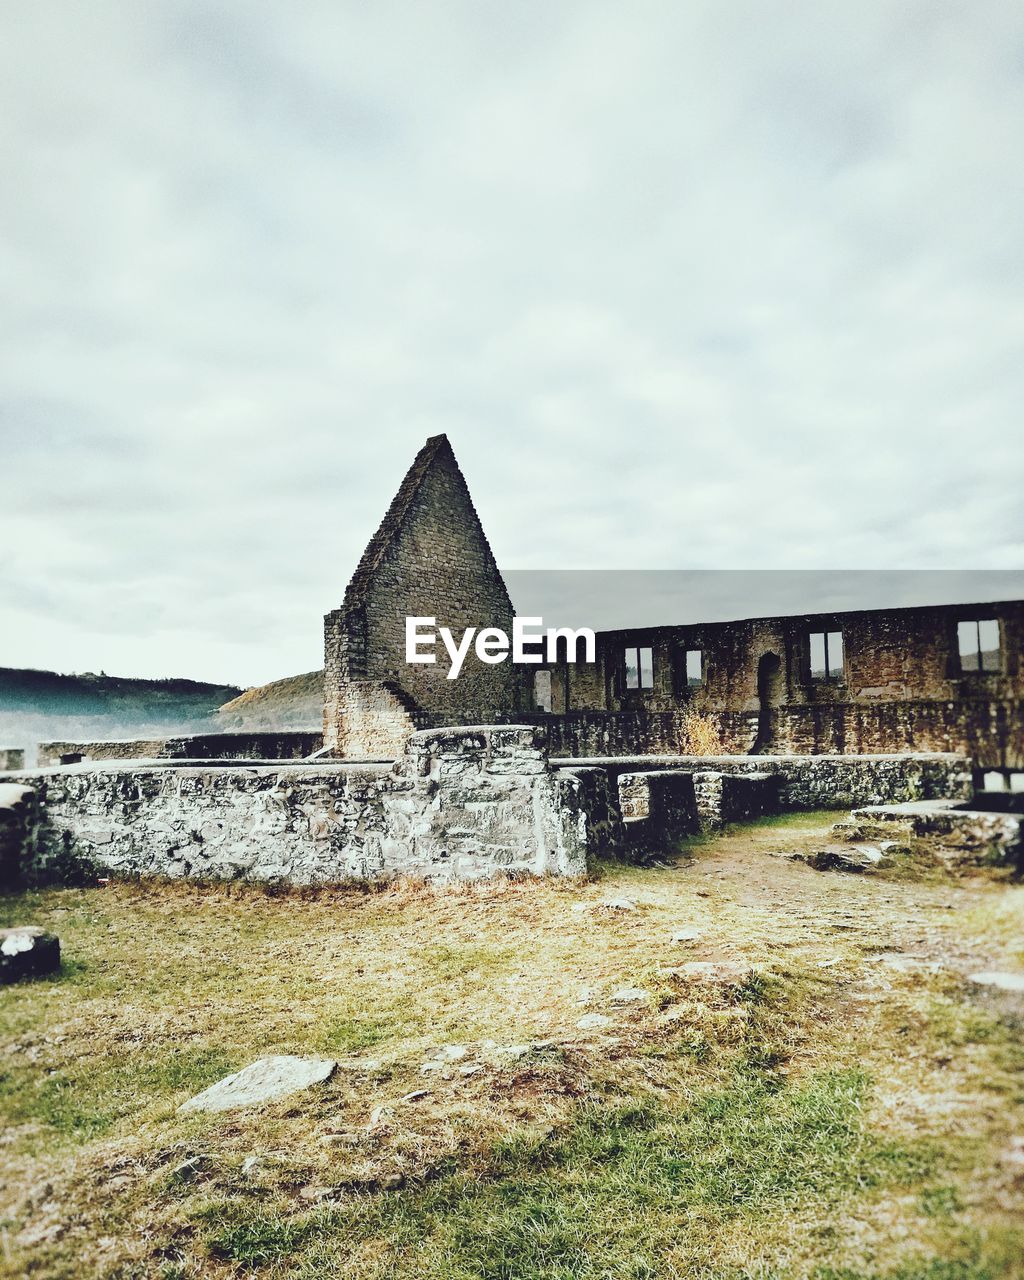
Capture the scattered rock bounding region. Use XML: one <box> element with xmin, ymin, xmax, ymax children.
<box><xmin>299</xmin><ymin>1185</ymin><xmax>333</xmax><ymax>1202</ymax></box>
<box><xmin>400</xmin><ymin>1089</ymin><xmax>432</xmax><ymax>1104</ymax></box>
<box><xmin>671</xmin><ymin>928</ymin><xmax>701</xmax><ymax>943</ymax></box>
<box><xmin>495</xmin><ymin>1043</ymin><xmax>531</xmax><ymax>1060</ymax></box>
<box><xmin>421</xmin><ymin>1044</ymin><xmax>468</xmax><ymax>1072</ymax></box>
<box><xmin>576</xmin><ymin>1013</ymin><xmax>613</xmax><ymax>1030</ymax></box>
<box><xmin>177</xmin><ymin>1056</ymin><xmax>336</xmax><ymax>1115</ymax></box>
<box><xmin>321</xmin><ymin>1132</ymin><xmax>362</xmax><ymax>1147</ymax></box>
<box><xmin>367</xmin><ymin>1104</ymin><xmax>394</xmax><ymax>1130</ymax></box>
<box><xmin>676</xmin><ymin>960</ymin><xmax>750</xmax><ymax>983</ymax></box>
<box><xmin>240</xmin><ymin>1156</ymin><xmax>262</xmax><ymax>1176</ymax></box>
<box><xmin>381</xmin><ymin>1173</ymin><xmax>405</xmax><ymax>1191</ymax></box>
<box><xmin>808</xmin><ymin>844</ymin><xmax>884</xmax><ymax>873</ymax></box>
<box><xmin>458</xmin><ymin>1064</ymin><xmax>483</xmax><ymax>1076</ymax></box>
<box><xmin>169</xmin><ymin>1156</ymin><xmax>207</xmax><ymax>1183</ymax></box>
<box><xmin>601</xmin><ymin>897</ymin><xmax>637</xmax><ymax>912</ymax></box>
<box><xmin>609</xmin><ymin>987</ymin><xmax>649</xmax><ymax>1004</ymax></box>
<box><xmin>968</xmin><ymin>971</ymin><xmax>1024</xmax><ymax>993</ymax></box>
<box><xmin>0</xmin><ymin>927</ymin><xmax>60</xmax><ymax>984</ymax></box>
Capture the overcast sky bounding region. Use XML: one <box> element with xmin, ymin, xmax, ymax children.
<box><xmin>1</xmin><ymin>2</ymin><xmax>1022</xmax><ymax>687</ymax></box>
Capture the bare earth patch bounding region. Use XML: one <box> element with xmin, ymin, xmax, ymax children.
<box><xmin>1</xmin><ymin>811</ymin><xmax>1022</xmax><ymax>1279</ymax></box>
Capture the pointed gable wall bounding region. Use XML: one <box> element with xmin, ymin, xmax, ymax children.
<box><xmin>323</xmin><ymin>435</ymin><xmax>523</xmax><ymax>755</ymax></box>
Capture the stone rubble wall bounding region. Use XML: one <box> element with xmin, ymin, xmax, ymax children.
<box><xmin>4</xmin><ymin>726</ymin><xmax>588</xmax><ymax>886</ymax></box>
<box><xmin>511</xmin><ymin>698</ymin><xmax>1024</xmax><ymax>771</ymax></box>
<box><xmin>0</xmin><ymin>736</ymin><xmax>973</xmax><ymax>887</ymax></box>
<box><xmin>692</xmin><ymin>771</ymin><xmax>778</xmax><ymax>832</ymax></box>
<box><xmin>552</xmin><ymin>752</ymin><xmax>971</xmax><ymax>811</ymax></box>
<box><xmin>619</xmin><ymin>770</ymin><xmax>698</xmax><ymax>856</ymax></box>
<box><xmin>851</xmin><ymin>800</ymin><xmax>1024</xmax><ymax>867</ymax></box>
<box><xmin>34</xmin><ymin>732</ymin><xmax>323</xmax><ymax>768</ymax></box>
<box><xmin>0</xmin><ymin>783</ymin><xmax>38</xmax><ymax>891</ymax></box>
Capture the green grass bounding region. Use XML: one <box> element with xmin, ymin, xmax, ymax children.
<box><xmin>194</xmin><ymin>1067</ymin><xmax>937</xmax><ymax>1278</ymax></box>
<box><xmin>2</xmin><ymin>816</ymin><xmax>1023</xmax><ymax>1279</ymax></box>
<box><xmin>1</xmin><ymin>1046</ymin><xmax>239</xmax><ymax>1141</ymax></box>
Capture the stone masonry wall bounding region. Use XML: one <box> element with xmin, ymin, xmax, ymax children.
<box><xmin>324</xmin><ymin>436</ymin><xmax>523</xmax><ymax>756</ymax></box>
<box><xmin>34</xmin><ymin>732</ymin><xmax>323</xmax><ymax>768</ymax></box>
<box><xmin>541</xmin><ymin>599</ymin><xmax>1024</xmax><ymax>769</ymax></box>
<box><xmin>551</xmin><ymin>752</ymin><xmax>972</xmax><ymax>811</ymax></box>
<box><xmin>0</xmin><ymin>783</ymin><xmax>37</xmax><ymax>891</ymax></box>
<box><xmin>7</xmin><ymin>727</ymin><xmax>588</xmax><ymax>886</ymax></box>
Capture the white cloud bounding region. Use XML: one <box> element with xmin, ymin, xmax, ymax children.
<box><xmin>0</xmin><ymin>0</ymin><xmax>1022</xmax><ymax>684</ymax></box>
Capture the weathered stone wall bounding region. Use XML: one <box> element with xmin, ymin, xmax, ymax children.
<box><xmin>34</xmin><ymin>732</ymin><xmax>323</xmax><ymax>769</ymax></box>
<box><xmin>7</xmin><ymin>726</ymin><xmax>587</xmax><ymax>886</ymax></box>
<box><xmin>0</xmin><ymin>783</ymin><xmax>37</xmax><ymax>891</ymax></box>
<box><xmin>551</xmin><ymin>752</ymin><xmax>972</xmax><ymax>811</ymax></box>
<box><xmin>619</xmin><ymin>770</ymin><xmax>698</xmax><ymax>855</ymax></box>
<box><xmin>516</xmin><ymin>696</ymin><xmax>1023</xmax><ymax>771</ymax></box>
<box><xmin>324</xmin><ymin>435</ymin><xmax>523</xmax><ymax>756</ymax></box>
<box><xmin>510</xmin><ymin>710</ymin><xmax>759</xmax><ymax>757</ymax></box>
<box><xmin>0</xmin><ymin>749</ymin><xmax>25</xmax><ymax>771</ymax></box>
<box><xmin>692</xmin><ymin>771</ymin><xmax>778</xmax><ymax>832</ymax></box>
<box><xmin>539</xmin><ymin>600</ymin><xmax>1024</xmax><ymax>769</ymax></box>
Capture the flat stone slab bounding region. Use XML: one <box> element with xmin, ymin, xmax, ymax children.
<box><xmin>610</xmin><ymin>986</ymin><xmax>649</xmax><ymax>1004</ymax></box>
<box><xmin>178</xmin><ymin>1055</ymin><xmax>337</xmax><ymax>1114</ymax></box>
<box><xmin>0</xmin><ymin>927</ymin><xmax>60</xmax><ymax>983</ymax></box>
<box><xmin>808</xmin><ymin>844</ymin><xmax>884</xmax><ymax>872</ymax></box>
<box><xmin>0</xmin><ymin>784</ymin><xmax>36</xmax><ymax>810</ymax></box>
<box><xmin>968</xmin><ymin>971</ymin><xmax>1024</xmax><ymax>994</ymax></box>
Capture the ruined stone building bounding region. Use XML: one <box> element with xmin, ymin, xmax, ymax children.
<box><xmin>324</xmin><ymin>435</ymin><xmax>1023</xmax><ymax>777</ymax></box>
<box><xmin>4</xmin><ymin>433</ymin><xmax>1020</xmax><ymax>888</ymax></box>
<box><xmin>323</xmin><ymin>435</ymin><xmax>522</xmax><ymax>758</ymax></box>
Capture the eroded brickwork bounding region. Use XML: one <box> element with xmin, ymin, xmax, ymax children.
<box><xmin>324</xmin><ymin>436</ymin><xmax>523</xmax><ymax>757</ymax></box>
<box><xmin>9</xmin><ymin>727</ymin><xmax>587</xmax><ymax>885</ymax></box>
<box><xmin>538</xmin><ymin>603</ymin><xmax>1024</xmax><ymax>769</ymax></box>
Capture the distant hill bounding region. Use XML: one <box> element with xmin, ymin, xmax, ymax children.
<box><xmin>216</xmin><ymin>670</ymin><xmax>323</xmax><ymax>731</ymax></box>
<box><xmin>0</xmin><ymin>667</ymin><xmax>242</xmax><ymax>758</ymax></box>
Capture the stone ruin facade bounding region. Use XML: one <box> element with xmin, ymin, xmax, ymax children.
<box><xmin>323</xmin><ymin>435</ymin><xmax>524</xmax><ymax>759</ymax></box>
<box><xmin>1</xmin><ymin>729</ymin><xmax>973</xmax><ymax>889</ymax></box>
<box><xmin>1</xmin><ymin>431</ymin><xmax>1021</xmax><ymax>886</ymax></box>
<box><xmin>322</xmin><ymin>434</ymin><xmax>1023</xmax><ymax>782</ymax></box>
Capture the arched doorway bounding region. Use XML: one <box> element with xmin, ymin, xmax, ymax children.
<box><xmin>753</xmin><ymin>652</ymin><xmax>783</xmax><ymax>753</ymax></box>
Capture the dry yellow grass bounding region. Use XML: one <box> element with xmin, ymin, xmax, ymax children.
<box><xmin>1</xmin><ymin>813</ymin><xmax>1022</xmax><ymax>1278</ymax></box>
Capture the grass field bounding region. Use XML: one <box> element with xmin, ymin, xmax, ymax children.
<box><xmin>1</xmin><ymin>812</ymin><xmax>1023</xmax><ymax>1279</ymax></box>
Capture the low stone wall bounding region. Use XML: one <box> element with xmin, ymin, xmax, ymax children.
<box><xmin>851</xmin><ymin>800</ymin><xmax>1024</xmax><ymax>867</ymax></box>
<box><xmin>0</xmin><ymin>783</ymin><xmax>38</xmax><ymax>891</ymax></box>
<box><xmin>0</xmin><ymin>749</ymin><xmax>25</xmax><ymax>771</ymax></box>
<box><xmin>8</xmin><ymin>726</ymin><xmax>587</xmax><ymax>886</ymax></box>
<box><xmin>0</xmin><ymin>737</ymin><xmax>974</xmax><ymax>887</ymax></box>
<box><xmin>35</xmin><ymin>732</ymin><xmax>324</xmax><ymax>768</ymax></box>
<box><xmin>619</xmin><ymin>770</ymin><xmax>698</xmax><ymax>855</ymax></box>
<box><xmin>692</xmin><ymin>771</ymin><xmax>778</xmax><ymax>832</ymax></box>
<box><xmin>552</xmin><ymin>752</ymin><xmax>971</xmax><ymax>811</ymax></box>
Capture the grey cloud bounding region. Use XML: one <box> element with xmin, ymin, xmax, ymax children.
<box><xmin>0</xmin><ymin>0</ymin><xmax>1022</xmax><ymax>684</ymax></box>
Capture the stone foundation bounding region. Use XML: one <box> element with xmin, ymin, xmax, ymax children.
<box><xmin>7</xmin><ymin>726</ymin><xmax>588</xmax><ymax>886</ymax></box>
<box><xmin>0</xmin><ymin>738</ymin><xmax>973</xmax><ymax>887</ymax></box>
<box><xmin>0</xmin><ymin>783</ymin><xmax>38</xmax><ymax>891</ymax></box>
<box><xmin>34</xmin><ymin>731</ymin><xmax>323</xmax><ymax>768</ymax></box>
